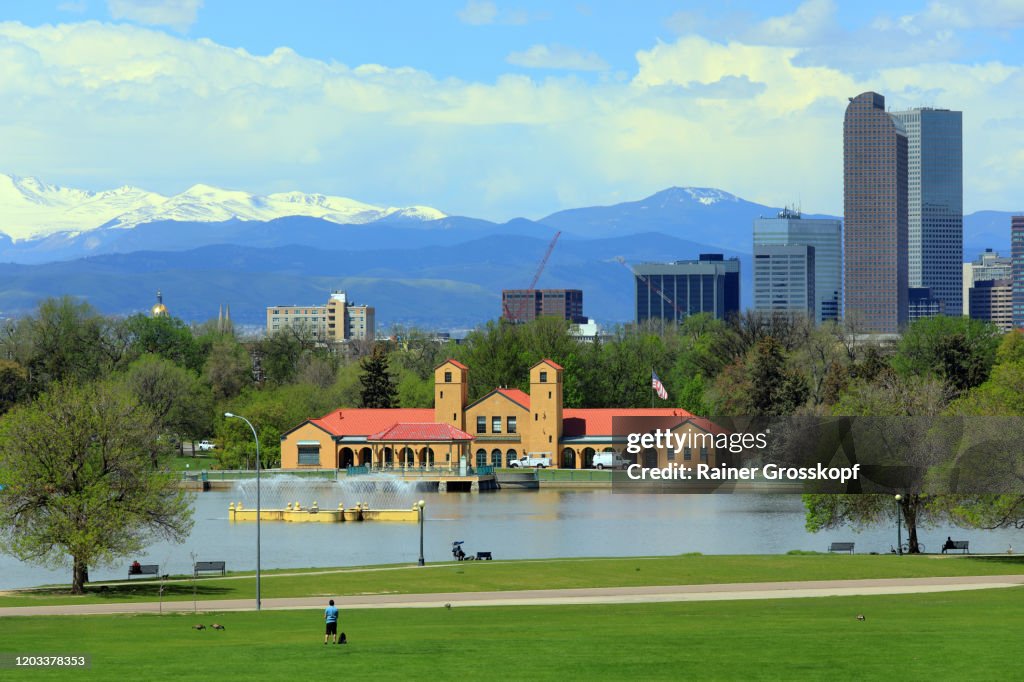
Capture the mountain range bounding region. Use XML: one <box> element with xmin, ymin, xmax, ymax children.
<box><xmin>0</xmin><ymin>174</ymin><xmax>1019</xmax><ymax>329</ymax></box>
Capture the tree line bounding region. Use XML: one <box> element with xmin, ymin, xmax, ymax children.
<box><xmin>1</xmin><ymin>296</ymin><xmax>1021</xmax><ymax>589</ymax></box>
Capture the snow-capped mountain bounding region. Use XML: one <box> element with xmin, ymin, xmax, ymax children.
<box><xmin>0</xmin><ymin>174</ymin><xmax>446</xmax><ymax>241</ymax></box>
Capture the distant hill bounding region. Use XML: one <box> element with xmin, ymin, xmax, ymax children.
<box><xmin>0</xmin><ymin>234</ymin><xmax>750</xmax><ymax>328</ymax></box>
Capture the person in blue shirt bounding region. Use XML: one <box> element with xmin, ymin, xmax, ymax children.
<box><xmin>324</xmin><ymin>599</ymin><xmax>341</xmax><ymax>644</ymax></box>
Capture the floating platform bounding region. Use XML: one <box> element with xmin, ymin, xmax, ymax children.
<box><xmin>228</xmin><ymin>502</ymin><xmax>418</xmax><ymax>523</ymax></box>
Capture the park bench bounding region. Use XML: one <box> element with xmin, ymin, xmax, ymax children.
<box><xmin>942</xmin><ymin>540</ymin><xmax>970</xmax><ymax>554</ymax></box>
<box><xmin>828</xmin><ymin>542</ymin><xmax>855</xmax><ymax>554</ymax></box>
<box><xmin>128</xmin><ymin>564</ymin><xmax>159</xmax><ymax>579</ymax></box>
<box><xmin>476</xmin><ymin>552</ymin><xmax>493</xmax><ymax>560</ymax></box>
<box><xmin>194</xmin><ymin>561</ymin><xmax>226</xmax><ymax>577</ymax></box>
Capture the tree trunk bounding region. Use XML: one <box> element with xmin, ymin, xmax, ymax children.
<box><xmin>72</xmin><ymin>556</ymin><xmax>89</xmax><ymax>594</ymax></box>
<box><xmin>903</xmin><ymin>495</ymin><xmax>923</xmax><ymax>553</ymax></box>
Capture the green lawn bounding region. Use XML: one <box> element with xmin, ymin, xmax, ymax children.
<box><xmin>4</xmin><ymin>553</ymin><xmax>1024</xmax><ymax>608</ymax></box>
<box><xmin>170</xmin><ymin>454</ymin><xmax>217</xmax><ymax>471</ymax></box>
<box><xmin>1</xmin><ymin>587</ymin><xmax>1021</xmax><ymax>680</ymax></box>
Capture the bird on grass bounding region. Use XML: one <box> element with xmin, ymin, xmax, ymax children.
<box><xmin>192</xmin><ymin>624</ymin><xmax>206</xmax><ymax>630</ymax></box>
<box><xmin>856</xmin><ymin>614</ymin><xmax>866</xmax><ymax>621</ymax></box>
<box><xmin>211</xmin><ymin>624</ymin><xmax>225</xmax><ymax>630</ymax></box>
<box><xmin>445</xmin><ymin>603</ymin><xmax>452</xmax><ymax>610</ymax></box>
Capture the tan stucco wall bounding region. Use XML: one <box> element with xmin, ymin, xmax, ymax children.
<box><xmin>280</xmin><ymin>423</ymin><xmax>335</xmax><ymax>468</ymax></box>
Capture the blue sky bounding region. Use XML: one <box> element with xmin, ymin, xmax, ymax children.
<box><xmin>1</xmin><ymin>0</ymin><xmax>1022</xmax><ymax>219</ymax></box>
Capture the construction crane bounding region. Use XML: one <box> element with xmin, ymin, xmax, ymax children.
<box><xmin>615</xmin><ymin>256</ymin><xmax>688</xmax><ymax>322</ymax></box>
<box><xmin>503</xmin><ymin>231</ymin><xmax>562</xmax><ymax>323</ymax></box>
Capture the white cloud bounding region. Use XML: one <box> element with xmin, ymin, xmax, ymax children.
<box><xmin>107</xmin><ymin>0</ymin><xmax>203</xmax><ymax>32</ymax></box>
<box><xmin>456</xmin><ymin>0</ymin><xmax>533</xmax><ymax>26</ymax></box>
<box><xmin>747</xmin><ymin>0</ymin><xmax>837</xmax><ymax>45</ymax></box>
<box><xmin>58</xmin><ymin>1</ymin><xmax>88</xmax><ymax>13</ymax></box>
<box><xmin>457</xmin><ymin>0</ymin><xmax>498</xmax><ymax>25</ymax></box>
<box><xmin>506</xmin><ymin>44</ymin><xmax>608</xmax><ymax>71</ymax></box>
<box><xmin>0</xmin><ymin>20</ymin><xmax>1020</xmax><ymax>221</ymax></box>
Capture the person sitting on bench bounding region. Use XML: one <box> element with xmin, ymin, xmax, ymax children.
<box><xmin>130</xmin><ymin>560</ymin><xmax>142</xmax><ymax>575</ymax></box>
<box><xmin>942</xmin><ymin>537</ymin><xmax>956</xmax><ymax>554</ymax></box>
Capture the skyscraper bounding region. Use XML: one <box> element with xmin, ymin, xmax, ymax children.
<box><xmin>1013</xmin><ymin>216</ymin><xmax>1024</xmax><ymax>329</ymax></box>
<box><xmin>634</xmin><ymin>254</ymin><xmax>740</xmax><ymax>324</ymax></box>
<box><xmin>753</xmin><ymin>244</ymin><xmax>815</xmax><ymax>319</ymax></box>
<box><xmin>890</xmin><ymin>107</ymin><xmax>963</xmax><ymax>316</ymax></box>
<box><xmin>843</xmin><ymin>92</ymin><xmax>909</xmax><ymax>333</ymax></box>
<box><xmin>754</xmin><ymin>209</ymin><xmax>841</xmax><ymax>323</ymax></box>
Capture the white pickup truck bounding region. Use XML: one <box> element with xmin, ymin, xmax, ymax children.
<box><xmin>509</xmin><ymin>454</ymin><xmax>552</xmax><ymax>468</ymax></box>
<box><xmin>196</xmin><ymin>440</ymin><xmax>216</xmax><ymax>452</ymax></box>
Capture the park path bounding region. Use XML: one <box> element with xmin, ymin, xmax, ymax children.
<box><xmin>2</xmin><ymin>575</ymin><xmax>1024</xmax><ymax>617</ymax></box>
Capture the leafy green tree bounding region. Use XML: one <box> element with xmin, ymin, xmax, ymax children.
<box><xmin>257</xmin><ymin>330</ymin><xmax>304</xmax><ymax>386</ymax></box>
<box><xmin>122</xmin><ymin>314</ymin><xmax>203</xmax><ymax>373</ymax></box>
<box><xmin>120</xmin><ymin>356</ymin><xmax>214</xmax><ymax>452</ymax></box>
<box><xmin>0</xmin><ymin>360</ymin><xmax>32</xmax><ymax>415</ymax></box>
<box><xmin>746</xmin><ymin>337</ymin><xmax>809</xmax><ymax>415</ymax></box>
<box><xmin>203</xmin><ymin>338</ymin><xmax>251</xmax><ymax>400</ymax></box>
<box><xmin>0</xmin><ymin>380</ymin><xmax>193</xmax><ymax>593</ymax></box>
<box><xmin>18</xmin><ymin>297</ymin><xmax>124</xmax><ymax>389</ymax></box>
<box><xmin>893</xmin><ymin>316</ymin><xmax>1000</xmax><ymax>395</ymax></box>
<box><xmin>359</xmin><ymin>345</ymin><xmax>399</xmax><ymax>408</ymax></box>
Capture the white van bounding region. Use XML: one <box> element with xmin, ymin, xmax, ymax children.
<box><xmin>592</xmin><ymin>452</ymin><xmax>627</xmax><ymax>469</ymax></box>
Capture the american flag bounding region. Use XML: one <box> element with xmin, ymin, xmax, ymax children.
<box><xmin>651</xmin><ymin>370</ymin><xmax>668</xmax><ymax>401</ymax></box>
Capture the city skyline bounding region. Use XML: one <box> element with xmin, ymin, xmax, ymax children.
<box><xmin>0</xmin><ymin>1</ymin><xmax>1022</xmax><ymax>222</ymax></box>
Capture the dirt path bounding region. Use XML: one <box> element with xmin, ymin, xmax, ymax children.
<box><xmin>2</xmin><ymin>574</ymin><xmax>1023</xmax><ymax>617</ymax></box>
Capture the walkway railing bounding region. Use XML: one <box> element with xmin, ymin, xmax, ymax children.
<box><xmin>347</xmin><ymin>465</ymin><xmax>495</xmax><ymax>478</ymax></box>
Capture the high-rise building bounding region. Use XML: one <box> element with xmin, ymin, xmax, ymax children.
<box><xmin>753</xmin><ymin>244</ymin><xmax>815</xmax><ymax>318</ymax></box>
<box><xmin>963</xmin><ymin>249</ymin><xmax>1013</xmax><ymax>315</ymax></box>
<box><xmin>890</xmin><ymin>107</ymin><xmax>963</xmax><ymax>316</ymax></box>
<box><xmin>969</xmin><ymin>280</ymin><xmax>1013</xmax><ymax>332</ymax></box>
<box><xmin>634</xmin><ymin>254</ymin><xmax>740</xmax><ymax>324</ymax></box>
<box><xmin>753</xmin><ymin>209</ymin><xmax>841</xmax><ymax>323</ymax></box>
<box><xmin>908</xmin><ymin>287</ymin><xmax>944</xmax><ymax>322</ymax></box>
<box><xmin>1013</xmin><ymin>217</ymin><xmax>1024</xmax><ymax>329</ymax></box>
<box><xmin>502</xmin><ymin>289</ymin><xmax>586</xmax><ymax>324</ymax></box>
<box><xmin>844</xmin><ymin>91</ymin><xmax>909</xmax><ymax>333</ymax></box>
<box><xmin>266</xmin><ymin>290</ymin><xmax>375</xmax><ymax>342</ymax></box>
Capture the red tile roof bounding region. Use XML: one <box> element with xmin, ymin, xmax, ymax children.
<box><xmin>562</xmin><ymin>408</ymin><xmax>695</xmax><ymax>437</ymax></box>
<box><xmin>496</xmin><ymin>388</ymin><xmax>530</xmax><ymax>409</ymax></box>
<box><xmin>367</xmin><ymin>423</ymin><xmax>474</xmax><ymax>442</ymax></box>
<box><xmin>537</xmin><ymin>358</ymin><xmax>563</xmax><ymax>370</ymax></box>
<box><xmin>437</xmin><ymin>359</ymin><xmax>468</xmax><ymax>370</ymax></box>
<box><xmin>312</xmin><ymin>408</ymin><xmax>434</xmax><ymax>437</ymax></box>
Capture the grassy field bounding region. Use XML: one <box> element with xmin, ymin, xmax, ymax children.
<box><xmin>3</xmin><ymin>553</ymin><xmax>1024</xmax><ymax>608</ymax></box>
<box><xmin>2</xmin><ymin>586</ymin><xmax>1022</xmax><ymax>680</ymax></box>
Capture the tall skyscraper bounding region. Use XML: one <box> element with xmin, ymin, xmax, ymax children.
<box><xmin>890</xmin><ymin>107</ymin><xmax>963</xmax><ymax>316</ymax></box>
<box><xmin>1013</xmin><ymin>216</ymin><xmax>1024</xmax><ymax>329</ymax></box>
<box><xmin>754</xmin><ymin>209</ymin><xmax>841</xmax><ymax>323</ymax></box>
<box><xmin>634</xmin><ymin>254</ymin><xmax>740</xmax><ymax>324</ymax></box>
<box><xmin>753</xmin><ymin>244</ymin><xmax>815</xmax><ymax>318</ymax></box>
<box><xmin>843</xmin><ymin>91</ymin><xmax>909</xmax><ymax>333</ymax></box>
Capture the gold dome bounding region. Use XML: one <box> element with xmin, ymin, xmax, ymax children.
<box><xmin>151</xmin><ymin>291</ymin><xmax>169</xmax><ymax>317</ymax></box>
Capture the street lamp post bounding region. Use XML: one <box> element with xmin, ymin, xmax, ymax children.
<box><xmin>414</xmin><ymin>499</ymin><xmax>425</xmax><ymax>566</ymax></box>
<box><xmin>225</xmin><ymin>412</ymin><xmax>261</xmax><ymax>610</ymax></box>
<box><xmin>895</xmin><ymin>494</ymin><xmax>903</xmax><ymax>556</ymax></box>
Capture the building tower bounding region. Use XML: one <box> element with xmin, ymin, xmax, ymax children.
<box><xmin>1013</xmin><ymin>217</ymin><xmax>1024</xmax><ymax>329</ymax></box>
<box><xmin>843</xmin><ymin>91</ymin><xmax>909</xmax><ymax>333</ymax></box>
<box><xmin>151</xmin><ymin>290</ymin><xmax>169</xmax><ymax>317</ymax></box>
<box><xmin>890</xmin><ymin>107</ymin><xmax>963</xmax><ymax>316</ymax></box>
<box><xmin>434</xmin><ymin>360</ymin><xmax>469</xmax><ymax>431</ymax></box>
<box><xmin>753</xmin><ymin>209</ymin><xmax>841</xmax><ymax>323</ymax></box>
<box><xmin>525</xmin><ymin>359</ymin><xmax>563</xmax><ymax>460</ymax></box>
